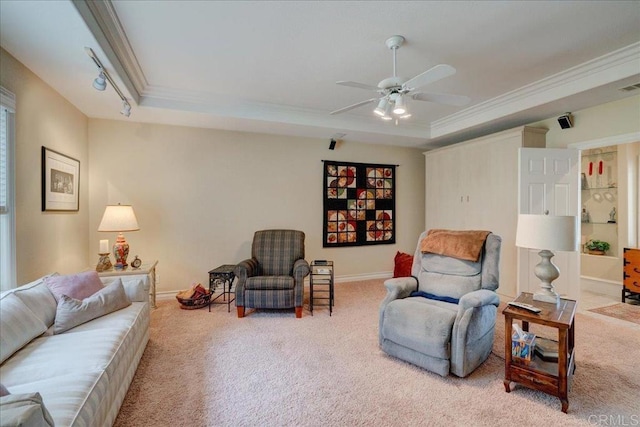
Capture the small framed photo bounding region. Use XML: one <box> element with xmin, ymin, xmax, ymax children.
<box><xmin>42</xmin><ymin>147</ymin><xmax>80</xmax><ymax>211</ymax></box>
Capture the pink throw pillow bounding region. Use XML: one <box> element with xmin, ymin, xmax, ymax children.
<box><xmin>45</xmin><ymin>271</ymin><xmax>104</xmax><ymax>302</ymax></box>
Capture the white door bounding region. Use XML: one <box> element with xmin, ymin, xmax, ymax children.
<box><xmin>518</xmin><ymin>148</ymin><xmax>580</xmax><ymax>299</ymax></box>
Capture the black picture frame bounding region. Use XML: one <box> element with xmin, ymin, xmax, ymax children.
<box><xmin>323</xmin><ymin>160</ymin><xmax>395</xmax><ymax>247</ymax></box>
<box><xmin>41</xmin><ymin>146</ymin><xmax>80</xmax><ymax>212</ymax></box>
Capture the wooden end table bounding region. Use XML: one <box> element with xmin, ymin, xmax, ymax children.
<box><xmin>503</xmin><ymin>292</ymin><xmax>577</xmax><ymax>413</ymax></box>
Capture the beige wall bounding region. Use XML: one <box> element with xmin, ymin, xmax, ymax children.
<box><xmin>0</xmin><ymin>49</ymin><xmax>90</xmax><ymax>284</ymax></box>
<box><xmin>5</xmin><ymin>42</ymin><xmax>638</xmax><ymax>290</ymax></box>
<box><xmin>88</xmin><ymin>120</ymin><xmax>425</xmax><ymax>293</ymax></box>
<box><xmin>529</xmin><ymin>95</ymin><xmax>640</xmax><ymax>148</ymax></box>
<box><xmin>530</xmin><ymin>95</ymin><xmax>640</xmax><ymax>283</ymax></box>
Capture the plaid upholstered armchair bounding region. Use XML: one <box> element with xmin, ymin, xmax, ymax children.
<box><xmin>234</xmin><ymin>230</ymin><xmax>310</xmax><ymax>318</ymax></box>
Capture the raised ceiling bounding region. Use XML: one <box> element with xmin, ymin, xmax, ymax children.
<box><xmin>1</xmin><ymin>0</ymin><xmax>639</xmax><ymax>148</ymax></box>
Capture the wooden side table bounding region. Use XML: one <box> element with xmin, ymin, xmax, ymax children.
<box><xmin>98</xmin><ymin>260</ymin><xmax>158</xmax><ymax>308</ymax></box>
<box><xmin>503</xmin><ymin>292</ymin><xmax>577</xmax><ymax>413</ymax></box>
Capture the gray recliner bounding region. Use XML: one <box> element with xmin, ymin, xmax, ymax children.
<box><xmin>379</xmin><ymin>231</ymin><xmax>501</xmax><ymax>377</ymax></box>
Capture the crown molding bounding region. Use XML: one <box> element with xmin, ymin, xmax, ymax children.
<box><xmin>140</xmin><ymin>85</ymin><xmax>431</xmax><ymax>139</ymax></box>
<box><xmin>431</xmin><ymin>42</ymin><xmax>640</xmax><ymax>138</ymax></box>
<box><xmin>73</xmin><ymin>0</ymin><xmax>146</xmax><ymax>102</ymax></box>
<box><xmin>568</xmin><ymin>131</ymin><xmax>640</xmax><ymax>149</ymax></box>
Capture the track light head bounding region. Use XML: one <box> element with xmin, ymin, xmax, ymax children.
<box><xmin>93</xmin><ymin>72</ymin><xmax>107</xmax><ymax>91</ymax></box>
<box><xmin>120</xmin><ymin>101</ymin><xmax>131</xmax><ymax>118</ymax></box>
<box><xmin>329</xmin><ymin>139</ymin><xmax>337</xmax><ymax>150</ymax></box>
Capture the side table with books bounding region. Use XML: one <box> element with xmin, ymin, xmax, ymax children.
<box><xmin>503</xmin><ymin>292</ymin><xmax>577</xmax><ymax>413</ymax></box>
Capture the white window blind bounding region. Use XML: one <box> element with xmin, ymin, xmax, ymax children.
<box><xmin>1</xmin><ymin>86</ymin><xmax>16</xmax><ymax>290</ymax></box>
<box><xmin>1</xmin><ymin>105</ymin><xmax>9</xmax><ymax>214</ymax></box>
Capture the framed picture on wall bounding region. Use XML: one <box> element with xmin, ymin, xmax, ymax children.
<box><xmin>41</xmin><ymin>146</ymin><xmax>80</xmax><ymax>211</ymax></box>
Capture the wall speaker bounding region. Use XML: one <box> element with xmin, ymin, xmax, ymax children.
<box><xmin>557</xmin><ymin>113</ymin><xmax>573</xmax><ymax>129</ymax></box>
<box><xmin>329</xmin><ymin>139</ymin><xmax>337</xmax><ymax>150</ymax></box>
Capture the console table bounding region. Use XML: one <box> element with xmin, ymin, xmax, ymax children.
<box><xmin>503</xmin><ymin>292</ymin><xmax>577</xmax><ymax>413</ymax></box>
<box><xmin>98</xmin><ymin>260</ymin><xmax>158</xmax><ymax>308</ymax></box>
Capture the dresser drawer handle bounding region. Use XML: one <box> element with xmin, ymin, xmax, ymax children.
<box><xmin>521</xmin><ymin>374</ymin><xmax>546</xmax><ymax>385</ymax></box>
<box><xmin>635</xmin><ymin>268</ymin><xmax>640</xmax><ymax>274</ymax></box>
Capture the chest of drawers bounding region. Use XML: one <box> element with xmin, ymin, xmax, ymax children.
<box><xmin>623</xmin><ymin>247</ymin><xmax>640</xmax><ymax>303</ymax></box>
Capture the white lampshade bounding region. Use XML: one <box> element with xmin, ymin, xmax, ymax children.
<box><xmin>98</xmin><ymin>204</ymin><xmax>140</xmax><ymax>232</ymax></box>
<box><xmin>516</xmin><ymin>214</ymin><xmax>578</xmax><ymax>252</ymax></box>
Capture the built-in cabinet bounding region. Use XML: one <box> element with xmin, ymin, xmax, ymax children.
<box><xmin>580</xmin><ymin>148</ymin><xmax>618</xmax><ymax>256</ymax></box>
<box><xmin>424</xmin><ymin>126</ymin><xmax>547</xmax><ymax>298</ymax></box>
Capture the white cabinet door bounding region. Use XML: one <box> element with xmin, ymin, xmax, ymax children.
<box><xmin>425</xmin><ymin>148</ymin><xmax>461</xmax><ymax>230</ymax></box>
<box><xmin>518</xmin><ymin>148</ymin><xmax>580</xmax><ymax>299</ymax></box>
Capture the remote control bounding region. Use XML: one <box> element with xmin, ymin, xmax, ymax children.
<box><xmin>507</xmin><ymin>301</ymin><xmax>541</xmax><ymax>313</ymax></box>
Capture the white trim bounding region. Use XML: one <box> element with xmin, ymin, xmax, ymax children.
<box><xmin>568</xmin><ymin>131</ymin><xmax>640</xmax><ymax>149</ymax></box>
<box><xmin>580</xmin><ymin>275</ymin><xmax>622</xmax><ymax>299</ymax></box>
<box><xmin>0</xmin><ymin>87</ymin><xmax>16</xmax><ymax>112</ymax></box>
<box><xmin>155</xmin><ymin>271</ymin><xmax>393</xmax><ymax>301</ymax></box>
<box><xmin>431</xmin><ymin>42</ymin><xmax>640</xmax><ymax>138</ymax></box>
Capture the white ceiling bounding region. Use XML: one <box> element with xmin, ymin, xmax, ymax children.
<box><xmin>1</xmin><ymin>0</ymin><xmax>639</xmax><ymax>149</ymax></box>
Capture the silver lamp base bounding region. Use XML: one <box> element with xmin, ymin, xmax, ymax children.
<box><xmin>532</xmin><ymin>249</ymin><xmax>561</xmax><ymax>304</ymax></box>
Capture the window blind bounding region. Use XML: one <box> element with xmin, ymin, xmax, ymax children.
<box><xmin>0</xmin><ymin>106</ymin><xmax>8</xmax><ymax>214</ymax></box>
<box><xmin>0</xmin><ymin>87</ymin><xmax>16</xmax><ymax>216</ymax></box>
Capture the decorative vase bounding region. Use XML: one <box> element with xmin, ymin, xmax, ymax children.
<box><xmin>588</xmin><ymin>250</ymin><xmax>605</xmax><ymax>255</ymax></box>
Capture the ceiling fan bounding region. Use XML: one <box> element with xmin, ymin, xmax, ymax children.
<box><xmin>330</xmin><ymin>35</ymin><xmax>470</xmax><ymax>122</ymax></box>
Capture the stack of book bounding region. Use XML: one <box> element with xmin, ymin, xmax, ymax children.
<box><xmin>534</xmin><ymin>337</ymin><xmax>559</xmax><ymax>362</ymax></box>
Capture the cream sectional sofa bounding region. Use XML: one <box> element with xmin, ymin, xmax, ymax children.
<box><xmin>0</xmin><ymin>273</ymin><xmax>150</xmax><ymax>426</ymax></box>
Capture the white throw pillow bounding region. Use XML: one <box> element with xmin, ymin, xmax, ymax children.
<box><xmin>0</xmin><ymin>392</ymin><xmax>55</xmax><ymax>427</ymax></box>
<box><xmin>0</xmin><ymin>294</ymin><xmax>48</xmax><ymax>364</ymax></box>
<box><xmin>119</xmin><ymin>278</ymin><xmax>147</xmax><ymax>302</ymax></box>
<box><xmin>54</xmin><ymin>281</ymin><xmax>132</xmax><ymax>334</ymax></box>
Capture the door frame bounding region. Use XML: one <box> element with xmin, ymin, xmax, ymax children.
<box><xmin>569</xmin><ymin>131</ymin><xmax>640</xmax><ymax>293</ymax></box>
<box><xmin>569</xmin><ymin>131</ymin><xmax>640</xmax><ymax>245</ymax></box>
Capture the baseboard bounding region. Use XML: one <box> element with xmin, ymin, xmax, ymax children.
<box><xmin>155</xmin><ymin>271</ymin><xmax>394</xmax><ymax>301</ymax></box>
<box><xmin>581</xmin><ymin>275</ymin><xmax>622</xmax><ymax>298</ymax></box>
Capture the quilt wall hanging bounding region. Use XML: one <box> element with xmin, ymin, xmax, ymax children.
<box><xmin>323</xmin><ymin>160</ymin><xmax>396</xmax><ymax>247</ymax></box>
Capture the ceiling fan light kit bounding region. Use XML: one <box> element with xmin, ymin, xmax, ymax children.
<box><xmin>331</xmin><ymin>35</ymin><xmax>470</xmax><ymax>123</ymax></box>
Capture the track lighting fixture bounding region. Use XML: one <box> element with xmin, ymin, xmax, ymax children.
<box><xmin>120</xmin><ymin>101</ymin><xmax>131</xmax><ymax>117</ymax></box>
<box><xmin>85</xmin><ymin>47</ymin><xmax>132</xmax><ymax>118</ymax></box>
<box><xmin>93</xmin><ymin>72</ymin><xmax>107</xmax><ymax>91</ymax></box>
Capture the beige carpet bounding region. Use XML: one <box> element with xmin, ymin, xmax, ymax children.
<box><xmin>115</xmin><ymin>280</ymin><xmax>640</xmax><ymax>427</ymax></box>
<box><xmin>588</xmin><ymin>302</ymin><xmax>640</xmax><ymax>325</ymax></box>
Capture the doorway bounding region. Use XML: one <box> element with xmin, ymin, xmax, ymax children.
<box><xmin>570</xmin><ymin>134</ymin><xmax>640</xmax><ymax>300</ymax></box>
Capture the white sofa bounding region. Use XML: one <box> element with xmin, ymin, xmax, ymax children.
<box><xmin>0</xmin><ymin>273</ymin><xmax>150</xmax><ymax>426</ymax></box>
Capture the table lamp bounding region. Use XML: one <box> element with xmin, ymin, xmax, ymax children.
<box><xmin>98</xmin><ymin>204</ymin><xmax>140</xmax><ymax>269</ymax></box>
<box><xmin>515</xmin><ymin>213</ymin><xmax>578</xmax><ymax>304</ymax></box>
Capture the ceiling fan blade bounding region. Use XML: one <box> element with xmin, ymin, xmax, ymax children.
<box><xmin>411</xmin><ymin>92</ymin><xmax>471</xmax><ymax>107</ymax></box>
<box><xmin>336</xmin><ymin>81</ymin><xmax>380</xmax><ymax>91</ymax></box>
<box><xmin>403</xmin><ymin>64</ymin><xmax>456</xmax><ymax>91</ymax></box>
<box><xmin>330</xmin><ymin>98</ymin><xmax>379</xmax><ymax>115</ymax></box>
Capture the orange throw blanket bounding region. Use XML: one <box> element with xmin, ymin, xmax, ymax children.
<box><xmin>420</xmin><ymin>229</ymin><xmax>491</xmax><ymax>262</ymax></box>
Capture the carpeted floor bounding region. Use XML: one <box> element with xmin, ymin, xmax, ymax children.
<box><xmin>114</xmin><ymin>280</ymin><xmax>640</xmax><ymax>427</ymax></box>
<box><xmin>588</xmin><ymin>302</ymin><xmax>640</xmax><ymax>325</ymax></box>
